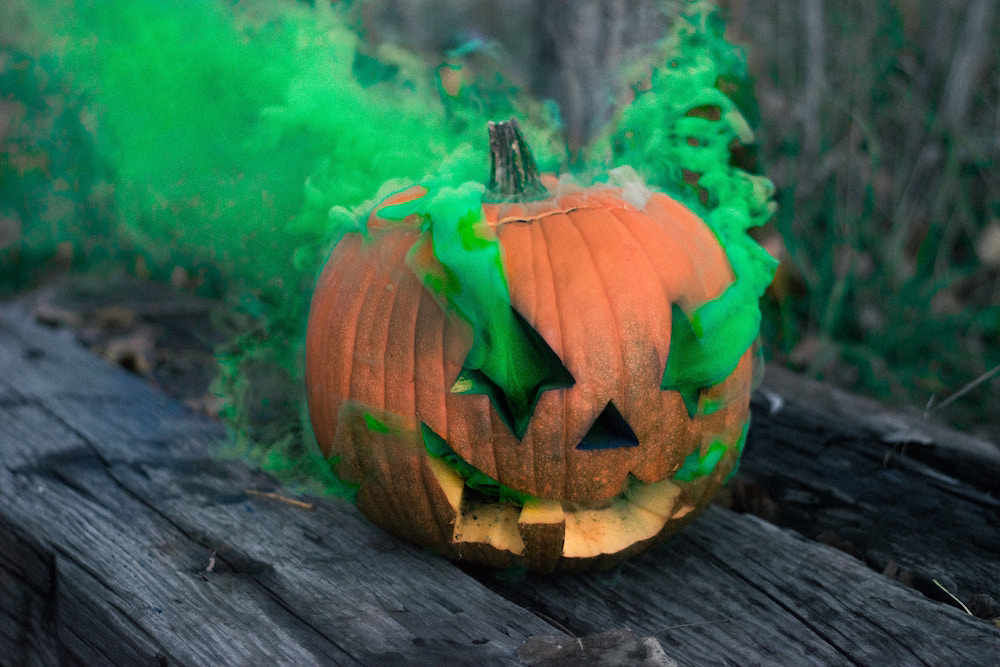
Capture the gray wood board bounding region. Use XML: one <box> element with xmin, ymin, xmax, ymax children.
<box><xmin>0</xmin><ymin>307</ymin><xmax>555</xmax><ymax>666</ymax></box>
<box><xmin>476</xmin><ymin>505</ymin><xmax>999</xmax><ymax>666</ymax></box>
<box><xmin>744</xmin><ymin>366</ymin><xmax>1000</xmax><ymax>608</ymax></box>
<box><xmin>2</xmin><ymin>304</ymin><xmax>998</xmax><ymax>666</ymax></box>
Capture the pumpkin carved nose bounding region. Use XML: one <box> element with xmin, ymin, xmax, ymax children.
<box><xmin>576</xmin><ymin>401</ymin><xmax>640</xmax><ymax>450</ymax></box>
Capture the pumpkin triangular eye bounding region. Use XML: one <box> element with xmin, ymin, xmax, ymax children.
<box><xmin>452</xmin><ymin>308</ymin><xmax>574</xmax><ymax>439</ymax></box>
<box><xmin>576</xmin><ymin>401</ymin><xmax>640</xmax><ymax>451</ymax></box>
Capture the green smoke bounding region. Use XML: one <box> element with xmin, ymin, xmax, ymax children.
<box><xmin>2</xmin><ymin>0</ymin><xmax>560</xmax><ymax>490</ymax></box>
<box><xmin>602</xmin><ymin>2</ymin><xmax>779</xmax><ymax>415</ymax></box>
<box><xmin>19</xmin><ymin>2</ymin><xmax>509</xmax><ymax>292</ymax></box>
<box><xmin>4</xmin><ymin>0</ymin><xmax>775</xmax><ymax>494</ymax></box>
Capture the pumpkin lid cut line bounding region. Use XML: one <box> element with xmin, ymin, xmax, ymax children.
<box><xmin>490</xmin><ymin>201</ymin><xmax>644</xmax><ymax>228</ymax></box>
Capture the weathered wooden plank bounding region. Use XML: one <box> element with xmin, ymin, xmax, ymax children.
<box><xmin>3</xmin><ymin>301</ymin><xmax>999</xmax><ymax>666</ymax></box>
<box><xmin>0</xmin><ymin>307</ymin><xmax>560</xmax><ymax>665</ymax></box>
<box><xmin>470</xmin><ymin>369</ymin><xmax>1000</xmax><ymax>665</ymax></box>
<box><xmin>477</xmin><ymin>505</ymin><xmax>1000</xmax><ymax>666</ymax></box>
<box><xmin>758</xmin><ymin>364</ymin><xmax>1000</xmax><ymax>494</ymax></box>
<box><xmin>743</xmin><ymin>366</ymin><xmax>1000</xmax><ymax>610</ymax></box>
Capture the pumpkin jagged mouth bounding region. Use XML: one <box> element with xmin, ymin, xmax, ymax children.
<box><xmin>428</xmin><ymin>456</ymin><xmax>695</xmax><ymax>562</ymax></box>
<box><xmin>421</xmin><ymin>424</ymin><xmax>706</xmax><ymax>562</ymax></box>
<box><xmin>344</xmin><ymin>408</ymin><xmax>744</xmax><ymax>568</ymax></box>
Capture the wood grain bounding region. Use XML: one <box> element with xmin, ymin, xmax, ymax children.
<box><xmin>746</xmin><ymin>365</ymin><xmax>1000</xmax><ymax>608</ymax></box>
<box><xmin>2</xmin><ymin>303</ymin><xmax>998</xmax><ymax>665</ymax></box>
<box><xmin>0</xmin><ymin>307</ymin><xmax>555</xmax><ymax>666</ymax></box>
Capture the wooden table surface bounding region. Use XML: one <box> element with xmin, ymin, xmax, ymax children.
<box><xmin>2</xmin><ymin>304</ymin><xmax>998</xmax><ymax>666</ymax></box>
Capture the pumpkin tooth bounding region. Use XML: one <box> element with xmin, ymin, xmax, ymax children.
<box><xmin>627</xmin><ymin>478</ymin><xmax>683</xmax><ymax>522</ymax></box>
<box><xmin>430</xmin><ymin>455</ymin><xmax>528</xmax><ymax>558</ymax></box>
<box><xmin>426</xmin><ymin>456</ymin><xmax>464</xmax><ymax>512</ymax></box>
<box><xmin>452</xmin><ymin>498</ymin><xmax>525</xmax><ymax>556</ymax></box>
<box><xmin>517</xmin><ymin>499</ymin><xmax>566</xmax><ymax>571</ymax></box>
<box><xmin>561</xmin><ymin>478</ymin><xmax>681</xmax><ymax>559</ymax></box>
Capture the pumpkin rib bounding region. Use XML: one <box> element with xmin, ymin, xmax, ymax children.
<box><xmin>414</xmin><ymin>279</ymin><xmax>452</xmax><ymax>459</ymax></box>
<box><xmin>435</xmin><ymin>294</ymin><xmax>453</xmax><ymax>446</ymax></box>
<box><xmin>391</xmin><ymin>426</ymin><xmax>448</xmax><ymax>551</ymax></box>
<box><xmin>627</xmin><ymin>210</ymin><xmax>702</xmax><ymax>306</ymax></box>
<box><xmin>417</xmin><ymin>439</ymin><xmax>455</xmax><ymax>549</ymax></box>
<box><xmin>353</xmin><ymin>316</ymin><xmax>437</xmax><ymax>544</ymax></box>
<box><xmin>514</xmin><ymin>228</ymin><xmax>540</xmax><ymax>498</ymax></box>
<box><xmin>600</xmin><ymin>209</ymin><xmax>673</xmax><ymax>402</ymax></box>
<box><xmin>605</xmin><ymin>206</ymin><xmax>675</xmax><ymax>367</ymax></box>
<box><xmin>373</xmin><ymin>424</ymin><xmax>419</xmax><ymax>542</ymax></box>
<box><xmin>604</xmin><ymin>206</ymin><xmax>668</xmax><ymax>298</ymax></box>
<box><xmin>617</xmin><ymin>202</ymin><xmax>734</xmax><ymax>475</ymax></box>
<box><xmin>488</xmin><ymin>386</ymin><xmax>521</xmax><ymax>493</ymax></box>
<box><xmin>349</xmin><ymin>239</ymin><xmax>406</xmax><ymax>417</ymax></box>
<box><xmin>603</xmin><ymin>206</ymin><xmax>688</xmax><ymax>481</ymax></box>
<box><xmin>414</xmin><ymin>289</ymin><xmax>436</xmax><ymax>427</ymax></box>
<box><xmin>346</xmin><ymin>245</ymin><xmax>427</xmax><ymax>538</ymax></box>
<box><xmin>574</xmin><ymin>205</ymin><xmax>673</xmax><ymax>486</ymax></box>
<box><xmin>538</xmin><ymin>209</ymin><xmax>630</xmax><ymax>500</ymax></box>
<box><xmin>508</xmin><ymin>216</ymin><xmax>537</xmax><ymax>337</ymax></box>
<box><xmin>409</xmin><ymin>278</ymin><xmax>425</xmax><ymax>430</ymax></box>
<box><xmin>524</xmin><ymin>221</ymin><xmax>558</xmax><ymax>499</ymax></box>
<box><xmin>444</xmin><ymin>316</ymin><xmax>501</xmax><ymax>481</ymax></box>
<box><xmin>525</xmin><ymin>218</ymin><xmax>564</xmax><ymax>498</ymax></box>
<box><xmin>390</xmin><ymin>256</ymin><xmax>423</xmax><ymax>423</ymax></box>
<box><xmin>534</xmin><ymin>212</ymin><xmax>574</xmax><ymax>500</ymax></box>
<box><xmin>643</xmin><ymin>195</ymin><xmax>734</xmax><ymax>301</ymax></box>
<box><xmin>581</xmin><ymin>204</ymin><xmax>683</xmax><ymax>489</ymax></box>
<box><xmin>571</xmin><ymin>209</ymin><xmax>629</xmax><ymax>421</ymax></box>
<box><xmin>378</xmin><ymin>245</ymin><xmax>416</xmax><ymax>425</ymax></box>
<box><xmin>621</xmin><ymin>196</ymin><xmax>728</xmax><ymax>308</ymax></box>
<box><xmin>489</xmin><ymin>217</ymin><xmax>546</xmax><ymax>496</ymax></box>
<box><xmin>309</xmin><ymin>237</ymin><xmax>381</xmax><ymax>455</ymax></box>
<box><xmin>487</xmin><ymin>218</ymin><xmax>543</xmax><ymax>497</ymax></box>
<box><xmin>439</xmin><ymin>290</ymin><xmax>502</xmax><ymax>480</ymax></box>
<box><xmin>531</xmin><ymin>215</ymin><xmax>572</xmax><ymax>499</ymax></box>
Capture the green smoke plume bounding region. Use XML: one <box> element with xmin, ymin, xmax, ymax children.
<box><xmin>3</xmin><ymin>0</ymin><xmax>561</xmax><ymax>490</ymax></box>
<box><xmin>3</xmin><ymin>0</ymin><xmax>774</xmax><ymax>494</ymax></box>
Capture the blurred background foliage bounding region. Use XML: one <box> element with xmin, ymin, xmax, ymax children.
<box><xmin>723</xmin><ymin>0</ymin><xmax>1000</xmax><ymax>438</ymax></box>
<box><xmin>1</xmin><ymin>0</ymin><xmax>998</xmax><ymax>484</ymax></box>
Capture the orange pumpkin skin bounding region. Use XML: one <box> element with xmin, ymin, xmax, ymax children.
<box><xmin>306</xmin><ymin>180</ymin><xmax>753</xmax><ymax>571</ymax></box>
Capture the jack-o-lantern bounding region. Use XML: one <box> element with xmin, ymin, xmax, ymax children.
<box><xmin>306</xmin><ymin>120</ymin><xmax>770</xmax><ymax>571</ymax></box>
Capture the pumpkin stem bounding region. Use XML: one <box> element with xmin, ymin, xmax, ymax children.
<box><xmin>486</xmin><ymin>119</ymin><xmax>548</xmax><ymax>202</ymax></box>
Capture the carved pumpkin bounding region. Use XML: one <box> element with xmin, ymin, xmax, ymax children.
<box><xmin>306</xmin><ymin>120</ymin><xmax>765</xmax><ymax>571</ymax></box>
